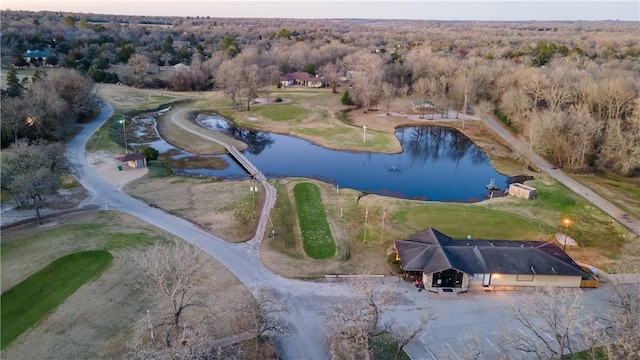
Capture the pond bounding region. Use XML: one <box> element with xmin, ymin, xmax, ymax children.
<box><xmin>167</xmin><ymin>114</ymin><xmax>510</xmax><ymax>202</ymax></box>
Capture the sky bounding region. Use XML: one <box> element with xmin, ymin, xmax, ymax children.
<box><xmin>2</xmin><ymin>0</ymin><xmax>639</xmax><ymax>21</ymax></box>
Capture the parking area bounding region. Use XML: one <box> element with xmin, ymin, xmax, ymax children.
<box><xmin>389</xmin><ymin>284</ymin><xmax>613</xmax><ymax>360</ymax></box>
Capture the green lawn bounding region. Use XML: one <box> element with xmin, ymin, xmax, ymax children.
<box><xmin>1</xmin><ymin>250</ymin><xmax>113</xmax><ymax>349</ymax></box>
<box><xmin>294</xmin><ymin>182</ymin><xmax>336</xmax><ymax>259</ymax></box>
<box><xmin>85</xmin><ymin>111</ymin><xmax>129</xmax><ymax>153</ymax></box>
<box><xmin>254</xmin><ymin>104</ymin><xmax>309</xmax><ymax>122</ymax></box>
<box><xmin>402</xmin><ymin>204</ymin><xmax>541</xmax><ymax>240</ymax></box>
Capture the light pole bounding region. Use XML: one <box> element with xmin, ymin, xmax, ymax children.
<box><xmin>363</xmin><ymin>125</ymin><xmax>367</xmax><ymax>144</ymax></box>
<box><xmin>562</xmin><ymin>218</ymin><xmax>571</xmax><ymax>252</ymax></box>
<box><xmin>119</xmin><ymin>116</ymin><xmax>128</xmax><ymax>154</ymax></box>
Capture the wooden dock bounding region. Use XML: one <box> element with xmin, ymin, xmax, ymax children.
<box><xmin>226</xmin><ymin>146</ymin><xmax>266</xmax><ymax>182</ymax></box>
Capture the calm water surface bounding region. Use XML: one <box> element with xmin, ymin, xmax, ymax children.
<box><xmin>172</xmin><ymin>114</ymin><xmax>509</xmax><ymax>202</ymax></box>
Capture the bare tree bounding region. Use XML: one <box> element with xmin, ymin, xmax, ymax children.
<box><xmin>384</xmin><ymin>312</ymin><xmax>435</xmax><ymax>360</ymax></box>
<box><xmin>598</xmin><ymin>102</ymin><xmax>640</xmax><ymax>176</ymax></box>
<box><xmin>411</xmin><ymin>77</ymin><xmax>432</xmax><ymax>119</ymax></box>
<box><xmin>342</xmin><ymin>50</ymin><xmax>384</xmax><ymax>110</ymax></box>
<box><xmin>380</xmin><ymin>82</ymin><xmax>397</xmax><ymax>116</ymax></box>
<box><xmin>598</xmin><ymin>263</ymin><xmax>640</xmax><ymax>359</ymax></box>
<box><xmin>508</xmin><ymin>288</ymin><xmax>585</xmax><ymax>359</ymax></box>
<box><xmin>323</xmin><ymin>278</ymin><xmax>404</xmax><ymax>360</ymax></box>
<box><xmin>0</xmin><ymin>139</ymin><xmax>65</xmax><ymax>225</ymax></box>
<box><xmin>451</xmin><ymin>65</ymin><xmax>475</xmax><ymax>117</ymax></box>
<box><xmin>243</xmin><ymin>64</ymin><xmax>262</xmax><ymax>111</ymax></box>
<box><xmin>232</xmin><ymin>286</ymin><xmax>290</xmax><ymax>358</ymax></box>
<box><xmin>215</xmin><ymin>59</ymin><xmax>244</xmax><ymax>110</ymax></box>
<box><xmin>319</xmin><ymin>62</ymin><xmax>342</xmax><ymax>93</ymax></box>
<box><xmin>137</xmin><ymin>241</ymin><xmax>205</xmax><ymax>348</ymax></box>
<box><xmin>125</xmin><ymin>54</ymin><xmax>157</xmax><ymax>87</ymax></box>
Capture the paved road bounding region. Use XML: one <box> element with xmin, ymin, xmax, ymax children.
<box><xmin>482</xmin><ymin>113</ymin><xmax>640</xmax><ymax>240</ymax></box>
<box><xmin>66</xmin><ymin>102</ymin><xmax>622</xmax><ymax>360</ymax></box>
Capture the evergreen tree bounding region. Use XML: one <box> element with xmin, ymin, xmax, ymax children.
<box><xmin>6</xmin><ymin>67</ymin><xmax>22</xmax><ymax>97</ymax></box>
<box><xmin>303</xmin><ymin>63</ymin><xmax>316</xmax><ymax>75</ymax></box>
<box><xmin>341</xmin><ymin>90</ymin><xmax>354</xmax><ymax>106</ymax></box>
<box><xmin>162</xmin><ymin>35</ymin><xmax>175</xmax><ymax>54</ymax></box>
<box><xmin>140</xmin><ymin>146</ymin><xmax>159</xmax><ymax>161</ymax></box>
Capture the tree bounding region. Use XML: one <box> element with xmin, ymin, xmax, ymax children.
<box><xmin>218</xmin><ymin>36</ymin><xmax>240</xmax><ymax>57</ymax></box>
<box><xmin>303</xmin><ymin>62</ymin><xmax>316</xmax><ymax>75</ymax></box>
<box><xmin>319</xmin><ymin>62</ymin><xmax>341</xmax><ymax>93</ymax></box>
<box><xmin>341</xmin><ymin>90</ymin><xmax>354</xmax><ymax>106</ymax></box>
<box><xmin>233</xmin><ymin>287</ymin><xmax>291</xmax><ymax>358</ymax></box>
<box><xmin>380</xmin><ymin>82</ymin><xmax>396</xmax><ymax>116</ymax></box>
<box><xmin>27</xmin><ymin>68</ymin><xmax>96</xmax><ymax>136</ymax></box>
<box><xmin>136</xmin><ymin>241</ymin><xmax>205</xmax><ymax>348</ymax></box>
<box><xmin>5</xmin><ymin>67</ymin><xmax>22</xmax><ymax>97</ymax></box>
<box><xmin>124</xmin><ymin>54</ymin><xmax>157</xmax><ymax>87</ymax></box>
<box><xmin>322</xmin><ymin>278</ymin><xmax>427</xmax><ymax>360</ymax></box>
<box><xmin>384</xmin><ymin>313</ymin><xmax>434</xmax><ymax>360</ymax></box>
<box><xmin>215</xmin><ymin>59</ymin><xmax>244</xmax><ymax>110</ymax></box>
<box><xmin>0</xmin><ymin>140</ymin><xmax>65</xmax><ymax>225</ymax></box>
<box><xmin>162</xmin><ymin>34</ymin><xmax>175</xmax><ymax>54</ymax></box>
<box><xmin>411</xmin><ymin>77</ymin><xmax>434</xmax><ymax>119</ymax></box>
<box><xmin>342</xmin><ymin>50</ymin><xmax>385</xmax><ymax>110</ymax></box>
<box><xmin>507</xmin><ymin>288</ymin><xmax>585</xmax><ymax>359</ymax></box>
<box><xmin>243</xmin><ymin>64</ymin><xmax>262</xmax><ymax>111</ymax></box>
<box><xmin>139</xmin><ymin>146</ymin><xmax>159</xmax><ymax>162</ymax></box>
<box><xmin>600</xmin><ymin>268</ymin><xmax>640</xmax><ymax>358</ymax></box>
<box><xmin>13</xmin><ymin>53</ymin><xmax>28</xmax><ymax>68</ymax></box>
<box><xmin>598</xmin><ymin>107</ymin><xmax>640</xmax><ymax>176</ymax></box>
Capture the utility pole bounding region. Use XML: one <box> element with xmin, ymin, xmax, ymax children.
<box><xmin>120</xmin><ymin>116</ymin><xmax>128</xmax><ymax>154</ymax></box>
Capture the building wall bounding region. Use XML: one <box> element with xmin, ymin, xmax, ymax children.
<box><xmin>490</xmin><ymin>274</ymin><xmax>582</xmax><ymax>288</ymax></box>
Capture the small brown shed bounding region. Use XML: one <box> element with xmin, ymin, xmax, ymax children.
<box><xmin>115</xmin><ymin>153</ymin><xmax>147</xmax><ymax>170</ymax></box>
<box><xmin>508</xmin><ymin>183</ymin><xmax>537</xmax><ymax>199</ymax></box>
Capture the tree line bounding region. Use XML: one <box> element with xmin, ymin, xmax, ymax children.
<box><xmin>3</xmin><ymin>11</ymin><xmax>638</xmax><ymax>175</ymax></box>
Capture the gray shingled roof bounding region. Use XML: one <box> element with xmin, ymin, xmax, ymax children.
<box><xmin>395</xmin><ymin>228</ymin><xmax>587</xmax><ymax>277</ymax></box>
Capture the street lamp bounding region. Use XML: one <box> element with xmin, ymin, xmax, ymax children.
<box><xmin>562</xmin><ymin>218</ymin><xmax>571</xmax><ymax>252</ymax></box>
<box><xmin>119</xmin><ymin>116</ymin><xmax>128</xmax><ymax>154</ymax></box>
<box><xmin>363</xmin><ymin>125</ymin><xmax>367</xmax><ymax>144</ymax></box>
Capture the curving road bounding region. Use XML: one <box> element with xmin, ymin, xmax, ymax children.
<box><xmin>67</xmin><ymin>102</ymin><xmax>341</xmax><ymax>359</ymax></box>
<box><xmin>66</xmin><ymin>102</ymin><xmax>623</xmax><ymax>360</ymax></box>
<box><xmin>482</xmin><ymin>113</ymin><xmax>640</xmax><ymax>240</ymax></box>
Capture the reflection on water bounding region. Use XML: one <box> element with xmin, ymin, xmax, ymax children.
<box><xmin>198</xmin><ymin>115</ymin><xmax>275</xmax><ymax>155</ymax></box>
<box><xmin>189</xmin><ymin>114</ymin><xmax>508</xmax><ymax>202</ymax></box>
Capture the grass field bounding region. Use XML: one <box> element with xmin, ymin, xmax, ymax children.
<box><xmin>1</xmin><ymin>251</ymin><xmax>113</xmax><ymax>349</ymax></box>
<box><xmin>0</xmin><ymin>211</ymin><xmax>256</xmax><ymax>359</ymax></box>
<box><xmin>294</xmin><ymin>182</ymin><xmax>336</xmax><ymax>259</ymax></box>
<box><xmin>252</xmin><ymin>104</ymin><xmax>309</xmax><ymax>122</ymax></box>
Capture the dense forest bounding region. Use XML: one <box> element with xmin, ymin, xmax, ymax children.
<box><xmin>1</xmin><ymin>10</ymin><xmax>639</xmax><ymax>175</ymax></box>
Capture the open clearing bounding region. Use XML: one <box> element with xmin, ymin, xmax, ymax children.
<box><xmin>0</xmin><ymin>211</ymin><xmax>255</xmax><ymax>359</ymax></box>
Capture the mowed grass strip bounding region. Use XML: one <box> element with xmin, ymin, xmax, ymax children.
<box><xmin>294</xmin><ymin>182</ymin><xmax>336</xmax><ymax>259</ymax></box>
<box><xmin>1</xmin><ymin>250</ymin><xmax>113</xmax><ymax>349</ymax></box>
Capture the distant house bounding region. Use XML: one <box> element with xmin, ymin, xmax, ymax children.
<box><xmin>115</xmin><ymin>153</ymin><xmax>147</xmax><ymax>169</ymax></box>
<box><xmin>394</xmin><ymin>228</ymin><xmax>591</xmax><ymax>292</ymax></box>
<box><xmin>280</xmin><ymin>72</ymin><xmax>324</xmax><ymax>88</ymax></box>
<box><xmin>23</xmin><ymin>49</ymin><xmax>50</xmax><ymax>63</ymax></box>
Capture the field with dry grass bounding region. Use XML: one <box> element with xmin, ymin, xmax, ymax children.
<box><xmin>0</xmin><ymin>211</ymin><xmax>255</xmax><ymax>359</ymax></box>
<box><xmin>124</xmin><ymin>176</ymin><xmax>262</xmax><ymax>242</ymax></box>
